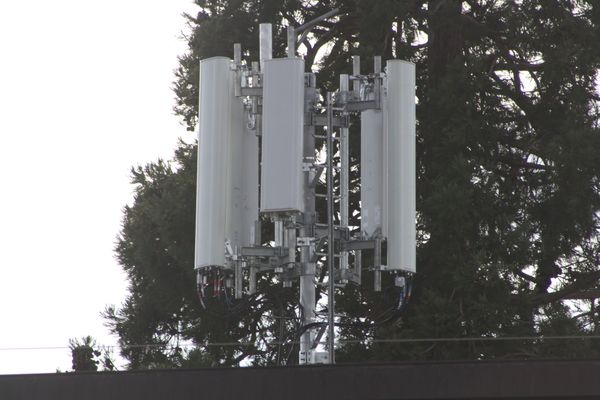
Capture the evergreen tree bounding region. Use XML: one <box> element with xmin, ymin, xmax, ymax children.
<box><xmin>107</xmin><ymin>0</ymin><xmax>600</xmax><ymax>367</ymax></box>
<box><xmin>69</xmin><ymin>336</ymin><xmax>101</xmax><ymax>372</ymax></box>
<box><xmin>68</xmin><ymin>336</ymin><xmax>117</xmax><ymax>372</ymax></box>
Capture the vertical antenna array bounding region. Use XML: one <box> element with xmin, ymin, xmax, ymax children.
<box><xmin>194</xmin><ymin>12</ymin><xmax>416</xmax><ymax>365</ymax></box>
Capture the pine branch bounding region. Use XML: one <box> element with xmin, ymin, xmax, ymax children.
<box><xmin>516</xmin><ymin>270</ymin><xmax>600</xmax><ymax>306</ymax></box>
<box><xmin>514</xmin><ymin>269</ymin><xmax>536</xmax><ymax>283</ymax></box>
<box><xmin>494</xmin><ymin>62</ymin><xmax>545</xmax><ymax>72</ymax></box>
<box><xmin>563</xmin><ymin>290</ymin><xmax>600</xmax><ymax>300</ymax></box>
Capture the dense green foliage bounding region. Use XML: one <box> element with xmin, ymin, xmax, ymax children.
<box><xmin>107</xmin><ymin>0</ymin><xmax>600</xmax><ymax>368</ymax></box>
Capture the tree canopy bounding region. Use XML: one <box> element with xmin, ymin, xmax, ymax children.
<box><xmin>106</xmin><ymin>0</ymin><xmax>600</xmax><ymax>368</ymax></box>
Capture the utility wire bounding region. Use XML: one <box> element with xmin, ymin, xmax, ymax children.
<box><xmin>7</xmin><ymin>334</ymin><xmax>600</xmax><ymax>351</ymax></box>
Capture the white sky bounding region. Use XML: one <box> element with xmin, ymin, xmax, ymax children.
<box><xmin>0</xmin><ymin>0</ymin><xmax>199</xmax><ymax>374</ymax></box>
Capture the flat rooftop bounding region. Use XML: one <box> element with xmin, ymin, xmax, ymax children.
<box><xmin>1</xmin><ymin>359</ymin><xmax>598</xmax><ymax>399</ymax></box>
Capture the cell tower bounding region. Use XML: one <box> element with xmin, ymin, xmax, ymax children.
<box><xmin>194</xmin><ymin>10</ymin><xmax>416</xmax><ymax>365</ymax></box>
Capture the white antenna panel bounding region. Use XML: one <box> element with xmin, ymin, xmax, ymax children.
<box><xmin>360</xmin><ymin>109</ymin><xmax>384</xmax><ymax>237</ymax></box>
<box><xmin>195</xmin><ymin>57</ymin><xmax>233</xmax><ymax>269</ymax></box>
<box><xmin>227</xmin><ymin>96</ymin><xmax>259</xmax><ymax>250</ymax></box>
<box><xmin>260</xmin><ymin>58</ymin><xmax>305</xmax><ymax>214</ymax></box>
<box><xmin>195</xmin><ymin>57</ymin><xmax>259</xmax><ymax>269</ymax></box>
<box><xmin>384</xmin><ymin>60</ymin><xmax>416</xmax><ymax>272</ymax></box>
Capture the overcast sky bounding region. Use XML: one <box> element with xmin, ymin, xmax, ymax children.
<box><xmin>0</xmin><ymin>0</ymin><xmax>198</xmax><ymax>374</ymax></box>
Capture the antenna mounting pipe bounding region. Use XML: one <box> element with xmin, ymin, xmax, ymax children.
<box><xmin>326</xmin><ymin>92</ymin><xmax>336</xmax><ymax>364</ymax></box>
<box><xmin>259</xmin><ymin>23</ymin><xmax>273</xmax><ymax>71</ymax></box>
